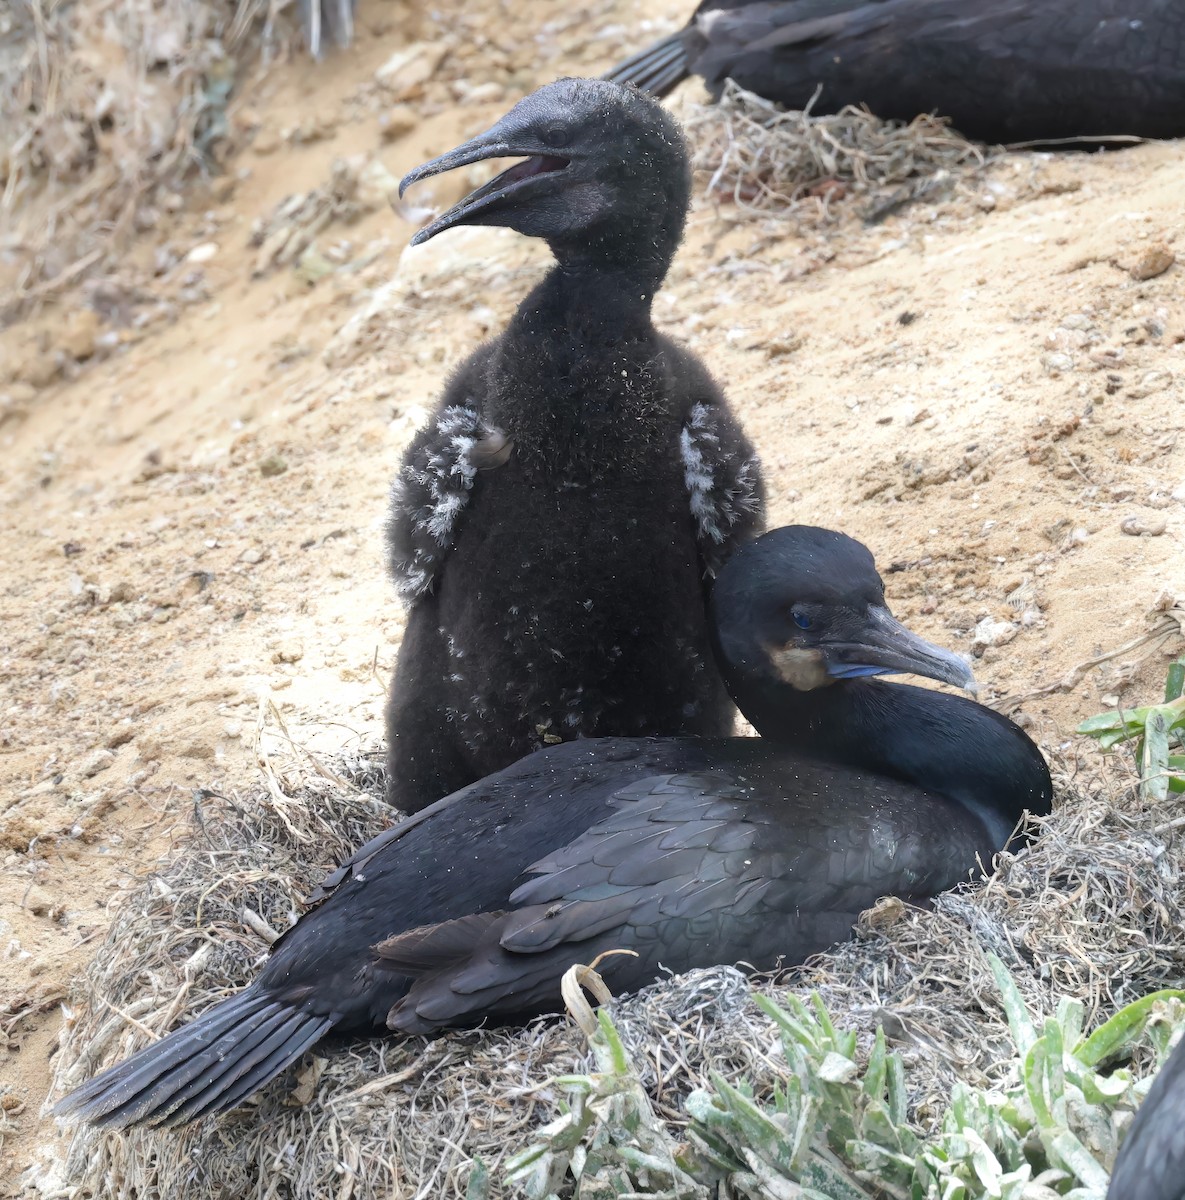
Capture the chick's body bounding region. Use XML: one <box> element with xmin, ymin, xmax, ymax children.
<box><xmin>385</xmin><ymin>82</ymin><xmax>763</xmax><ymax>811</ymax></box>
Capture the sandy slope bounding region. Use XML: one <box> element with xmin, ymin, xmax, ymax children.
<box><xmin>1</xmin><ymin>0</ymin><xmax>1183</xmax><ymax>1189</ymax></box>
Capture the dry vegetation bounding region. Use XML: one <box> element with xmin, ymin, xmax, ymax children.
<box><xmin>0</xmin><ymin>0</ymin><xmax>310</xmax><ymax>318</ymax></box>
<box><xmin>685</xmin><ymin>81</ymin><xmax>987</xmax><ymax>222</ymax></box>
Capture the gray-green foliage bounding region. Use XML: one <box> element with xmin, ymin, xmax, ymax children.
<box><xmin>502</xmin><ymin>959</ymin><xmax>1185</xmax><ymax>1200</ymax></box>
<box><xmin>1077</xmin><ymin>657</ymin><xmax>1185</xmax><ymax>802</ymax></box>
<box><xmin>504</xmin><ymin>1008</ymin><xmax>707</xmax><ymax>1199</ymax></box>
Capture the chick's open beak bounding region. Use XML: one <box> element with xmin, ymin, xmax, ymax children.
<box><xmin>399</xmin><ymin>119</ymin><xmax>570</xmax><ymax>245</ymax></box>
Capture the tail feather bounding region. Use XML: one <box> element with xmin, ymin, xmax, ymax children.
<box><xmin>56</xmin><ymin>991</ymin><xmax>273</xmax><ymax>1122</ymax></box>
<box><xmin>604</xmin><ymin>32</ymin><xmax>690</xmax><ymax>98</ymax></box>
<box><xmin>174</xmin><ymin>1016</ymin><xmax>331</xmax><ymax>1126</ymax></box>
<box><xmin>55</xmin><ymin>989</ymin><xmax>334</xmax><ymax>1129</ymax></box>
<box><xmin>136</xmin><ymin>1004</ymin><xmax>300</xmax><ymax>1128</ymax></box>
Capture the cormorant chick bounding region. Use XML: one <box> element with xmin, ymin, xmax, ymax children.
<box><xmin>1107</xmin><ymin>1035</ymin><xmax>1185</xmax><ymax>1200</ymax></box>
<box><xmin>56</xmin><ymin>525</ymin><xmax>1051</xmax><ymax>1130</ymax></box>
<box><xmin>607</xmin><ymin>0</ymin><xmax>1185</xmax><ymax>145</ymax></box>
<box><xmin>385</xmin><ymin>79</ymin><xmax>763</xmax><ymax>812</ymax></box>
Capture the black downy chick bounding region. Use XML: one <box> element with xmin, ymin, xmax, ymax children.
<box><xmin>385</xmin><ymin>79</ymin><xmax>763</xmax><ymax>812</ymax></box>
<box><xmin>55</xmin><ymin>525</ymin><xmax>1051</xmax><ymax>1130</ymax></box>
<box><xmin>1106</xmin><ymin>1035</ymin><xmax>1185</xmax><ymax>1200</ymax></box>
<box><xmin>607</xmin><ymin>0</ymin><xmax>1185</xmax><ymax>146</ymax></box>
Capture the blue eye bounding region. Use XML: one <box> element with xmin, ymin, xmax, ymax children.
<box><xmin>793</xmin><ymin>611</ymin><xmax>811</xmax><ymax>630</ymax></box>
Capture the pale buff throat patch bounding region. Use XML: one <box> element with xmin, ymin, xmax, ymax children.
<box><xmin>766</xmin><ymin>644</ymin><xmax>830</xmax><ymax>691</ymax></box>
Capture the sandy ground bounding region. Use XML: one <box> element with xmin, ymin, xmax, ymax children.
<box><xmin>1</xmin><ymin>0</ymin><xmax>1183</xmax><ymax>1191</ymax></box>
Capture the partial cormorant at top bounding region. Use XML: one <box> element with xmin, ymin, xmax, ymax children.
<box><xmin>607</xmin><ymin>0</ymin><xmax>1185</xmax><ymax>145</ymax></box>
<box><xmin>1106</xmin><ymin>1034</ymin><xmax>1185</xmax><ymax>1200</ymax></box>
<box><xmin>55</xmin><ymin>525</ymin><xmax>1052</xmax><ymax>1129</ymax></box>
<box><xmin>384</xmin><ymin>79</ymin><xmax>763</xmax><ymax>812</ymax></box>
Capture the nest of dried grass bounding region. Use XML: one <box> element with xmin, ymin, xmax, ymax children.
<box><xmin>35</xmin><ymin>740</ymin><xmax>1184</xmax><ymax>1200</ymax></box>
<box><xmin>0</xmin><ymin>0</ymin><xmax>300</xmax><ymax>321</ymax></box>
<box><xmin>682</xmin><ymin>80</ymin><xmax>989</xmax><ymax>224</ymax></box>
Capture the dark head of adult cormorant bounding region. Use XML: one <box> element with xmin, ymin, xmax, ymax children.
<box><xmin>711</xmin><ymin>525</ymin><xmax>1048</xmax><ymax>847</ymax></box>
<box><xmin>56</xmin><ymin>526</ymin><xmax>1050</xmax><ymax>1130</ymax></box>
<box><xmin>712</xmin><ymin>525</ymin><xmax>972</xmax><ymax>695</ymax></box>
<box><xmin>399</xmin><ymin>77</ymin><xmax>690</xmax><ymax>277</ymax></box>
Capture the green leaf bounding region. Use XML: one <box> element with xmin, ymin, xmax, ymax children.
<box><xmin>1142</xmin><ymin>708</ymin><xmax>1172</xmax><ymax>803</ymax></box>
<box><xmin>1080</xmin><ymin>1070</ymin><xmax>1132</xmax><ymax>1104</ymax></box>
<box><xmin>798</xmin><ymin>1155</ymin><xmax>877</xmax><ymax>1200</ymax></box>
<box><xmin>810</xmin><ymin>992</ymin><xmax>840</xmax><ymax>1041</ymax></box>
<box><xmin>553</xmin><ymin>1074</ymin><xmax>596</xmax><ymax>1092</ymax></box>
<box><xmin>886</xmin><ymin>1051</ymin><xmax>908</xmax><ymax>1128</ymax></box>
<box><xmin>1075</xmin><ymin>990</ymin><xmax>1185</xmax><ymax>1066</ymax></box>
<box><xmin>988</xmin><ymin>954</ymin><xmax>1038</xmax><ymax>1055</ymax></box>
<box><xmin>1055</xmin><ymin>996</ymin><xmax>1085</xmax><ymax>1047</ymax></box>
<box><xmin>865</xmin><ymin>1026</ymin><xmax>888</xmax><ymax>1101</ymax></box>
<box><xmin>1167</xmin><ymin>757</ymin><xmax>1185</xmax><ymax>792</ymax></box>
<box><xmin>963</xmin><ymin>1128</ymin><xmax>1003</xmax><ymax>1196</ymax></box>
<box><xmin>1165</xmin><ymin>660</ymin><xmax>1184</xmax><ymax>703</ymax></box>
<box><xmin>466</xmin><ymin>1156</ymin><xmax>490</xmax><ymax>1200</ymax></box>
<box><xmin>712</xmin><ymin>1075</ymin><xmax>795</xmax><ymax>1164</ymax></box>
<box><xmin>1024</xmin><ymin>1038</ymin><xmax>1055</xmax><ymax>1132</ymax></box>
<box><xmin>818</xmin><ymin>1051</ymin><xmax>859</xmax><ymax>1084</ymax></box>
<box><xmin>755</xmin><ymin>993</ymin><xmax>820</xmax><ymax>1054</ymax></box>
<box><xmin>1039</xmin><ymin>1018</ymin><xmax>1067</xmax><ymax>1125</ymax></box>
<box><xmin>1075</xmin><ymin>708</ymin><xmax>1147</xmax><ymax>737</ymax></box>
<box><xmin>593</xmin><ymin>1008</ymin><xmax>632</xmax><ymax>1076</ymax></box>
<box><xmin>1045</xmin><ymin>1129</ymin><xmax>1108</xmax><ymax>1190</ymax></box>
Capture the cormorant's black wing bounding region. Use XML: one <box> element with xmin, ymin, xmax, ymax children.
<box><xmin>379</xmin><ymin>765</ymin><xmax>982</xmax><ymax>1032</ymax></box>
<box><xmin>385</xmin><ymin>393</ymin><xmax>513</xmax><ymax>603</ymax></box>
<box><xmin>686</xmin><ymin>0</ymin><xmax>898</xmax><ymax>92</ymax></box>
<box><xmin>54</xmin><ymin>987</ymin><xmax>334</xmax><ymax>1129</ymax></box>
<box><xmin>603</xmin><ymin>1</ymin><xmax>880</xmax><ymax>95</ymax></box>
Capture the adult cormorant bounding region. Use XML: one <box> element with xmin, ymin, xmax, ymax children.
<box><xmin>607</xmin><ymin>0</ymin><xmax>1185</xmax><ymax>145</ymax></box>
<box><xmin>55</xmin><ymin>526</ymin><xmax>1052</xmax><ymax>1129</ymax></box>
<box><xmin>385</xmin><ymin>79</ymin><xmax>763</xmax><ymax>812</ymax></box>
<box><xmin>1107</xmin><ymin>1035</ymin><xmax>1185</xmax><ymax>1200</ymax></box>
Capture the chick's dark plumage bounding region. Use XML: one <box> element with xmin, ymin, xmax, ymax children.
<box><xmin>56</xmin><ymin>526</ymin><xmax>1052</xmax><ymax>1130</ymax></box>
<box><xmin>385</xmin><ymin>80</ymin><xmax>763</xmax><ymax>812</ymax></box>
<box><xmin>608</xmin><ymin>0</ymin><xmax>1185</xmax><ymax>145</ymax></box>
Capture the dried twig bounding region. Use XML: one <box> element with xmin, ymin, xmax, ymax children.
<box><xmin>683</xmin><ymin>80</ymin><xmax>989</xmax><ymax>225</ymax></box>
<box><xmin>1000</xmin><ymin>610</ymin><xmax>1185</xmax><ymax>712</ymax></box>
